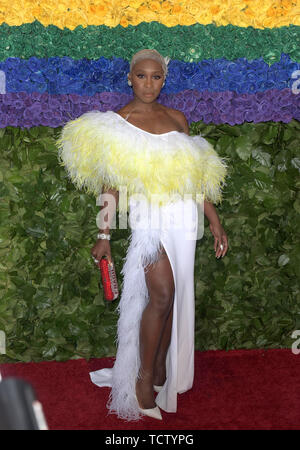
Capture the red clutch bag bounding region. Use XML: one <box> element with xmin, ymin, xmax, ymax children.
<box><xmin>98</xmin><ymin>257</ymin><xmax>119</xmax><ymax>301</ymax></box>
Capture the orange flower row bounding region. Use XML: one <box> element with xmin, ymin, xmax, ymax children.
<box><xmin>0</xmin><ymin>0</ymin><xmax>299</xmax><ymax>29</ymax></box>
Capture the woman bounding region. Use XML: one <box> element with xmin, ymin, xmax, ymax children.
<box><xmin>57</xmin><ymin>49</ymin><xmax>228</xmax><ymax>421</ymax></box>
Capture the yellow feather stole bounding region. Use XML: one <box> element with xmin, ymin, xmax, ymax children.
<box><xmin>56</xmin><ymin>110</ymin><xmax>228</xmax><ymax>212</ymax></box>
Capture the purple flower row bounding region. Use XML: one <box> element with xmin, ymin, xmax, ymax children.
<box><xmin>0</xmin><ymin>89</ymin><xmax>299</xmax><ymax>128</ymax></box>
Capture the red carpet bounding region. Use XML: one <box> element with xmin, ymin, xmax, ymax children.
<box><xmin>1</xmin><ymin>349</ymin><xmax>299</xmax><ymax>430</ymax></box>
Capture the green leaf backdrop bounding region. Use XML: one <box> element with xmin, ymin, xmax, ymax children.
<box><xmin>0</xmin><ymin>120</ymin><xmax>299</xmax><ymax>362</ymax></box>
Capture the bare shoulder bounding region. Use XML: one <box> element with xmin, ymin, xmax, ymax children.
<box><xmin>164</xmin><ymin>107</ymin><xmax>190</xmax><ymax>135</ymax></box>
<box><xmin>115</xmin><ymin>105</ymin><xmax>130</xmax><ymax>117</ymax></box>
<box><xmin>115</xmin><ymin>101</ymin><xmax>138</xmax><ymax>117</ymax></box>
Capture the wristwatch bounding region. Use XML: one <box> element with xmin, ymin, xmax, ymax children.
<box><xmin>97</xmin><ymin>233</ymin><xmax>111</xmax><ymax>240</ymax></box>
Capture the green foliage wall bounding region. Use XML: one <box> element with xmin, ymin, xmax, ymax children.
<box><xmin>0</xmin><ymin>120</ymin><xmax>299</xmax><ymax>362</ymax></box>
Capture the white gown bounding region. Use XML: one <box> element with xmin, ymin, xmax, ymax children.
<box><xmin>89</xmin><ymin>194</ymin><xmax>200</xmax><ymax>421</ymax></box>
<box><xmin>56</xmin><ymin>109</ymin><xmax>227</xmax><ymax>422</ymax></box>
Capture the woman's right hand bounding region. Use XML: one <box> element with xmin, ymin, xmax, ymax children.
<box><xmin>91</xmin><ymin>239</ymin><xmax>112</xmax><ymax>265</ymax></box>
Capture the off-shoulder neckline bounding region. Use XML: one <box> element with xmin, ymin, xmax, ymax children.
<box><xmin>111</xmin><ymin>111</ymin><xmax>185</xmax><ymax>137</ymax></box>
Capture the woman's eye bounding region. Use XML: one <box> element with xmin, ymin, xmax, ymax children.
<box><xmin>137</xmin><ymin>74</ymin><xmax>161</xmax><ymax>79</ymax></box>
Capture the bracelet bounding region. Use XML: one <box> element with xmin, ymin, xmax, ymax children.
<box><xmin>97</xmin><ymin>233</ymin><xmax>111</xmax><ymax>240</ymax></box>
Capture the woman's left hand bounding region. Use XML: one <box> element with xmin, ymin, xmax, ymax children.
<box><xmin>209</xmin><ymin>221</ymin><xmax>228</xmax><ymax>259</ymax></box>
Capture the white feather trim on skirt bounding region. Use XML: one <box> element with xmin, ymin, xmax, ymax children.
<box><xmin>89</xmin><ymin>195</ymin><xmax>200</xmax><ymax>421</ymax></box>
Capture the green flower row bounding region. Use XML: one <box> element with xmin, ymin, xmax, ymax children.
<box><xmin>1</xmin><ymin>20</ymin><xmax>300</xmax><ymax>64</ymax></box>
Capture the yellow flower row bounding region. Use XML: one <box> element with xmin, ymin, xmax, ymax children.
<box><xmin>0</xmin><ymin>0</ymin><xmax>299</xmax><ymax>29</ymax></box>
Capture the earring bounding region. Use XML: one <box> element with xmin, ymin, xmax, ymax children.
<box><xmin>128</xmin><ymin>78</ymin><xmax>132</xmax><ymax>86</ymax></box>
<box><xmin>162</xmin><ymin>82</ymin><xmax>165</xmax><ymax>87</ymax></box>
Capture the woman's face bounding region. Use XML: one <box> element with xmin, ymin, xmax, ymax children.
<box><xmin>128</xmin><ymin>58</ymin><xmax>165</xmax><ymax>102</ymax></box>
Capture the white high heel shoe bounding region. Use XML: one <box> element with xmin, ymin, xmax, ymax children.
<box><xmin>153</xmin><ymin>385</ymin><xmax>163</xmax><ymax>393</ymax></box>
<box><xmin>134</xmin><ymin>388</ymin><xmax>162</xmax><ymax>420</ymax></box>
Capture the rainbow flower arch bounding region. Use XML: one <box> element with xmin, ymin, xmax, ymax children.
<box><xmin>0</xmin><ymin>0</ymin><xmax>299</xmax><ymax>128</ymax></box>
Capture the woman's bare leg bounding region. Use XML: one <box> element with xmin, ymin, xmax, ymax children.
<box><xmin>153</xmin><ymin>246</ymin><xmax>174</xmax><ymax>386</ymax></box>
<box><xmin>153</xmin><ymin>304</ymin><xmax>173</xmax><ymax>386</ymax></box>
<box><xmin>136</xmin><ymin>245</ymin><xmax>175</xmax><ymax>409</ymax></box>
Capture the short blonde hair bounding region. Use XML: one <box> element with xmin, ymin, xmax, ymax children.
<box><xmin>129</xmin><ymin>49</ymin><xmax>170</xmax><ymax>80</ymax></box>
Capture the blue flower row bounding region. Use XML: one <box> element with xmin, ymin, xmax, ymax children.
<box><xmin>0</xmin><ymin>53</ymin><xmax>299</xmax><ymax>96</ymax></box>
